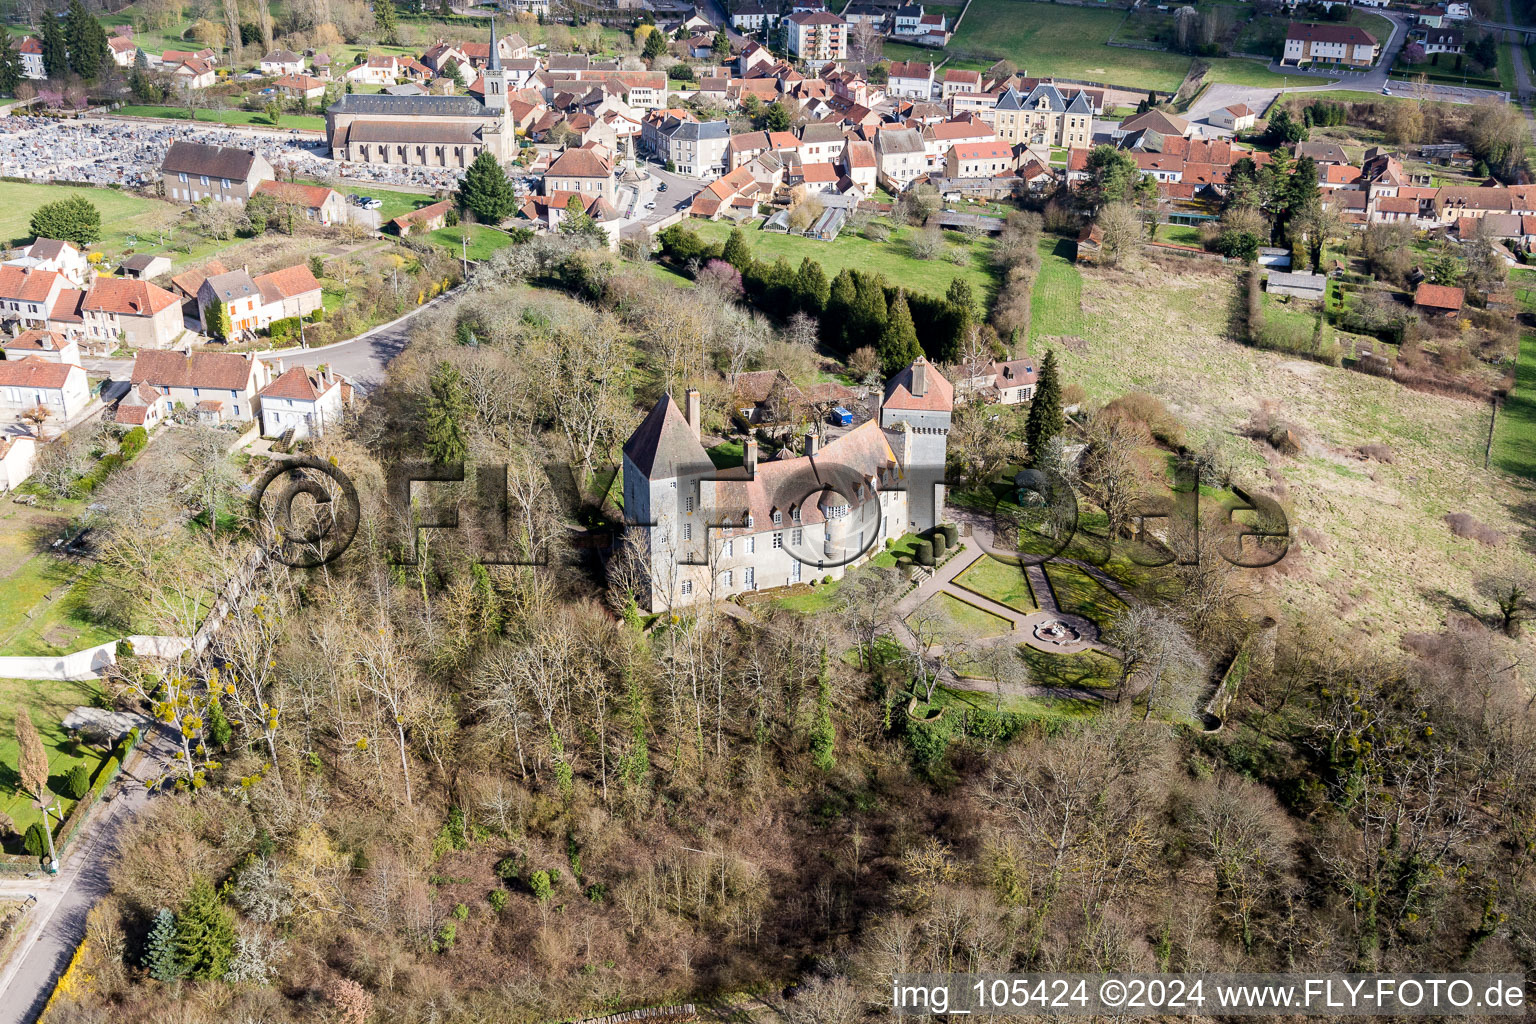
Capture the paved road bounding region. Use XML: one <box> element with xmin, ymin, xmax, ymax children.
<box><xmin>0</xmin><ymin>729</ymin><xmax>179</xmax><ymax>1024</ymax></box>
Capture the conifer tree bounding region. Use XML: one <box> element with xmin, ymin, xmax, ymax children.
<box><xmin>793</xmin><ymin>257</ymin><xmax>829</xmax><ymax>314</ymax></box>
<box><xmin>176</xmin><ymin>878</ymin><xmax>235</xmax><ymax>980</ymax></box>
<box><xmin>721</xmin><ymin>227</ymin><xmax>751</xmax><ymax>271</ymax></box>
<box><xmin>65</xmin><ymin>0</ymin><xmax>109</xmax><ymax>79</ymax></box>
<box><xmin>851</xmin><ymin>272</ymin><xmax>888</xmax><ymax>352</ymax></box>
<box><xmin>0</xmin><ymin>34</ymin><xmax>22</xmax><ymax>95</ymax></box>
<box><xmin>424</xmin><ymin>361</ymin><xmax>469</xmax><ymax>465</ymax></box>
<box><xmin>809</xmin><ymin>646</ymin><xmax>835</xmax><ymax>771</ymax></box>
<box><xmin>40</xmin><ymin>18</ymin><xmax>68</xmax><ymax>80</ymax></box>
<box><xmin>825</xmin><ymin>267</ymin><xmax>858</xmax><ymax>348</ymax></box>
<box><xmin>1025</xmin><ymin>348</ymin><xmax>1063</xmax><ymax>466</ymax></box>
<box><xmin>878</xmin><ymin>290</ymin><xmax>921</xmax><ymax>375</ymax></box>
<box><xmin>643</xmin><ymin>27</ymin><xmax>667</xmax><ymax>60</ymax></box>
<box><xmin>374</xmin><ymin>0</ymin><xmax>401</xmax><ymax>45</ymax></box>
<box><xmin>145</xmin><ymin>908</ymin><xmax>183</xmax><ymax>982</ymax></box>
<box><xmin>454</xmin><ymin>150</ymin><xmax>516</xmax><ymax>224</ymax></box>
<box><xmin>206</xmin><ymin>697</ymin><xmax>232</xmax><ymax>748</ymax></box>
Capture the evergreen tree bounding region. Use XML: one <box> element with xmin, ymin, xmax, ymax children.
<box><xmin>878</xmin><ymin>290</ymin><xmax>921</xmax><ymax>375</ymax></box>
<box><xmin>442</xmin><ymin>56</ymin><xmax>465</xmax><ymax>89</ymax></box>
<box><xmin>206</xmin><ymin>697</ymin><xmax>232</xmax><ymax>747</ymax></box>
<box><xmin>65</xmin><ymin>762</ymin><xmax>90</xmax><ymax>799</ymax></box>
<box><xmin>41</xmin><ymin>18</ymin><xmax>68</xmax><ymax>81</ymax></box>
<box><xmin>1288</xmin><ymin>155</ymin><xmax>1320</xmax><ymax>213</ymax></box>
<box><xmin>0</xmin><ymin>34</ymin><xmax>21</xmax><ymax>95</ymax></box>
<box><xmin>825</xmin><ymin>267</ymin><xmax>858</xmax><ymax>349</ymax></box>
<box><xmin>425</xmin><ymin>361</ymin><xmax>469</xmax><ymax>465</ymax></box>
<box><xmin>439</xmin><ymin>0</ymin><xmax>453</xmax><ymax>16</ymax></box>
<box><xmin>851</xmin><ymin>271</ymin><xmax>888</xmax><ymax>352</ymax></box>
<box><xmin>176</xmin><ymin>878</ymin><xmax>235</xmax><ymax>980</ymax></box>
<box><xmin>793</xmin><ymin>257</ymin><xmax>829</xmax><ymax>314</ymax></box>
<box><xmin>145</xmin><ymin>907</ymin><xmax>182</xmax><ymax>982</ymax></box>
<box><xmin>809</xmin><ymin>646</ymin><xmax>835</xmax><ymax>771</ymax></box>
<box><xmin>1025</xmin><ymin>348</ymin><xmax>1063</xmax><ymax>466</ymax></box>
<box><xmin>203</xmin><ymin>301</ymin><xmax>233</xmax><ymax>342</ymax></box>
<box><xmin>30</xmin><ymin>195</ymin><xmax>100</xmax><ymax>247</ymax></box>
<box><xmin>759</xmin><ymin>100</ymin><xmax>791</xmax><ymax>132</ymax></box>
<box><xmin>643</xmin><ymin>26</ymin><xmax>667</xmax><ymax>60</ymax></box>
<box><xmin>65</xmin><ymin>0</ymin><xmax>109</xmax><ymax>80</ymax></box>
<box><xmin>712</xmin><ymin>29</ymin><xmax>730</xmax><ymax>57</ymax></box>
<box><xmin>946</xmin><ymin>277</ymin><xmax>974</xmax><ymax>351</ymax></box>
<box><xmin>374</xmin><ymin>0</ymin><xmax>401</xmax><ymax>45</ymax></box>
<box><xmin>721</xmin><ymin>227</ymin><xmax>751</xmax><ymax>271</ymax></box>
<box><xmin>454</xmin><ymin>150</ymin><xmax>517</xmax><ymax>224</ymax></box>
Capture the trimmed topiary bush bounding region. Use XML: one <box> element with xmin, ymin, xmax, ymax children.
<box><xmin>940</xmin><ymin>524</ymin><xmax>959</xmax><ymax>549</ymax></box>
<box><xmin>915</xmin><ymin>540</ymin><xmax>934</xmax><ymax>566</ymax></box>
<box><xmin>65</xmin><ymin>763</ymin><xmax>90</xmax><ymax>799</ymax></box>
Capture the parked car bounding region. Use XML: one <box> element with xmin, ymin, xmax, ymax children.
<box><xmin>656</xmin><ymin>182</ymin><xmax>668</xmax><ymax>192</ymax></box>
<box><xmin>363</xmin><ymin>198</ymin><xmax>383</xmax><ymax>211</ymax></box>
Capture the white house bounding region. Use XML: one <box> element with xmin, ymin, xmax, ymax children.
<box><xmin>6</xmin><ymin>239</ymin><xmax>90</xmax><ymax>287</ymax></box>
<box><xmin>259</xmin><ymin>49</ymin><xmax>306</xmax><ymax>76</ymax></box>
<box><xmin>731</xmin><ymin>3</ymin><xmax>778</xmax><ymax>32</ymax></box>
<box><xmin>1209</xmin><ymin>103</ymin><xmax>1256</xmax><ymax>131</ymax></box>
<box><xmin>887</xmin><ymin>60</ymin><xmax>935</xmax><ymax>100</ymax></box>
<box><xmin>18</xmin><ymin>37</ymin><xmax>45</xmax><ymax>80</ymax></box>
<box><xmin>3</xmin><ymin>329</ymin><xmax>79</xmax><ymax>365</ymax></box>
<box><xmin>0</xmin><ymin>356</ymin><xmax>91</xmax><ymax>428</ymax></box>
<box><xmin>785</xmin><ymin>11</ymin><xmax>847</xmax><ymax>69</ymax></box>
<box><xmin>0</xmin><ymin>434</ymin><xmax>37</xmax><ymax>492</ymax></box>
<box><xmin>258</xmin><ymin>365</ymin><xmax>352</xmax><ymax>440</ymax></box>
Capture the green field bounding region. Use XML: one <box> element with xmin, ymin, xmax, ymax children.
<box><xmin>304</xmin><ymin>181</ymin><xmax>439</xmax><ymax>222</ymax></box>
<box><xmin>692</xmin><ymin>219</ymin><xmax>998</xmax><ymax>306</ymax></box>
<box><xmin>1043</xmin><ymin>560</ymin><xmax>1127</xmax><ymax>626</ymax></box>
<box><xmin>0</xmin><ymin>677</ymin><xmax>109</xmax><ymax>845</ymax></box>
<box><xmin>0</xmin><ymin>181</ymin><xmax>173</xmax><ymax>250</ymax></box>
<box><xmin>941</xmin><ymin>0</ymin><xmax>1288</xmax><ymax>91</ymax></box>
<box><xmin>1029</xmin><ymin>236</ymin><xmax>1085</xmax><ymax>345</ymax></box>
<box><xmin>1155</xmin><ymin>222</ymin><xmax>1204</xmax><ymax>247</ymax></box>
<box><xmin>954</xmin><ymin>556</ymin><xmax>1037</xmax><ymax>613</ymax></box>
<box><xmin>427</xmin><ymin>224</ymin><xmax>520</xmax><ymax>262</ymax></box>
<box><xmin>115</xmin><ymin>105</ymin><xmax>326</xmax><ymax>131</ymax></box>
<box><xmin>1494</xmin><ymin>333</ymin><xmax>1536</xmax><ymax>480</ymax></box>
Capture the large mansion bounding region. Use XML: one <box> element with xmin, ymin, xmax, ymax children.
<box><xmin>622</xmin><ymin>359</ymin><xmax>952</xmax><ymax>610</ymax></box>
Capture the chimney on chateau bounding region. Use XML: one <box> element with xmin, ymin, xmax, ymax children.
<box><xmin>685</xmin><ymin>388</ymin><xmax>700</xmax><ymax>439</ymax></box>
<box><xmin>911</xmin><ymin>358</ymin><xmax>928</xmax><ymax>397</ymax></box>
<box><xmin>805</xmin><ymin>431</ymin><xmax>820</xmax><ymax>457</ymax></box>
<box><xmin>744</xmin><ymin>437</ymin><xmax>758</xmax><ymax>475</ymax></box>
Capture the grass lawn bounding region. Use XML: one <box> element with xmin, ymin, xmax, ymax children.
<box><xmin>1029</xmin><ymin>236</ymin><xmax>1085</xmax><ymax>346</ymax></box>
<box><xmin>0</xmin><ymin>181</ymin><xmax>173</xmax><ymax>250</ymax></box>
<box><xmin>306</xmin><ymin>181</ymin><xmax>440</xmax><ymax>222</ymax></box>
<box><xmin>691</xmin><ymin>219</ymin><xmax>998</xmax><ymax>306</ymax></box>
<box><xmin>1043</xmin><ymin>560</ymin><xmax>1127</xmax><ymax>627</ymax></box>
<box><xmin>1498</xmin><ymin>45</ymin><xmax>1520</xmax><ymax>96</ymax></box>
<box><xmin>935</xmin><ymin>684</ymin><xmax>1101</xmax><ymax>721</ymax></box>
<box><xmin>954</xmin><ymin>555</ymin><xmax>1037</xmax><ymax>613</ymax></box>
<box><xmin>426</xmin><ymin>224</ymin><xmax>519</xmax><ymax>262</ymax></box>
<box><xmin>0</xmin><ymin>677</ymin><xmax>109</xmax><ymax>846</ymax></box>
<box><xmin>115</xmin><ymin>105</ymin><xmax>326</xmax><ymax>131</ymax></box>
<box><xmin>1493</xmin><ymin>333</ymin><xmax>1536</xmax><ymax>480</ymax></box>
<box><xmin>0</xmin><ymin>567</ymin><xmax>119</xmax><ymax>658</ymax></box>
<box><xmin>1018</xmin><ymin>644</ymin><xmax>1122</xmax><ymax>690</ymax></box>
<box><xmin>911</xmin><ymin>591</ymin><xmax>1013</xmax><ymax>642</ymax></box>
<box><xmin>1155</xmin><ymin>223</ymin><xmax>1204</xmax><ymax>247</ymax></box>
<box><xmin>874</xmin><ymin>532</ymin><xmax>930</xmax><ymax>567</ymax></box>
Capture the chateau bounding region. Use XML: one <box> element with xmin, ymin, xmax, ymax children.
<box><xmin>324</xmin><ymin>19</ymin><xmax>515</xmax><ymax>166</ymax></box>
<box><xmin>622</xmin><ymin>358</ymin><xmax>952</xmax><ymax>610</ymax></box>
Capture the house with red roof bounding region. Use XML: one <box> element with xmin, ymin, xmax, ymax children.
<box><xmin>543</xmin><ymin>143</ymin><xmax>615</xmax><ymax>201</ymax></box>
<box><xmin>1413</xmin><ymin>282</ymin><xmax>1465</xmax><ymax>318</ymax></box>
<box><xmin>253</xmin><ymin>180</ymin><xmax>348</xmax><ymax>226</ymax></box>
<box><xmin>273</xmin><ymin>73</ymin><xmax>327</xmax><ymax>100</ymax></box>
<box><xmin>944</xmin><ymin>139</ymin><xmax>1015</xmax><ymax>179</ymax></box>
<box><xmin>108</xmin><ymin>35</ymin><xmax>139</xmax><ymax>67</ymax></box>
<box><xmin>0</xmin><ymin>356</ymin><xmax>90</xmax><ymax>427</ymax></box>
<box><xmin>258</xmin><ymin>365</ymin><xmax>353</xmax><ymax>440</ymax></box>
<box><xmin>129</xmin><ymin>350</ymin><xmax>271</xmax><ymax>424</ymax></box>
<box><xmin>18</xmin><ymin>37</ymin><xmax>45</xmax><ymax>80</ymax></box>
<box><xmin>71</xmin><ymin>278</ymin><xmax>183</xmax><ymax>349</ymax></box>
<box><xmin>3</xmin><ymin>329</ymin><xmax>79</xmax><ymax>366</ymax></box>
<box><xmin>0</xmin><ymin>266</ymin><xmax>67</xmax><ymax>326</ymax></box>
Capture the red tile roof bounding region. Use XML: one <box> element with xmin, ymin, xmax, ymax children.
<box><xmin>882</xmin><ymin>358</ymin><xmax>953</xmax><ymax>413</ymax></box>
<box><xmin>82</xmin><ymin>278</ymin><xmax>179</xmax><ymax>316</ymax></box>
<box><xmin>260</xmin><ymin>366</ymin><xmax>340</xmax><ymax>401</ymax></box>
<box><xmin>0</xmin><ymin>356</ymin><xmax>78</xmax><ymax>389</ymax></box>
<box><xmin>545</xmin><ymin>146</ymin><xmax>612</xmax><ymax>178</ymax></box>
<box><xmin>1413</xmin><ymin>282</ymin><xmax>1464</xmax><ymax>310</ymax></box>
<box><xmin>254</xmin><ymin>264</ymin><xmax>321</xmax><ymax>303</ymax></box>
<box><xmin>254</xmin><ymin>180</ymin><xmax>336</xmax><ymax>209</ymax></box>
<box><xmin>4</xmin><ymin>329</ymin><xmax>70</xmax><ymax>352</ymax></box>
<box><xmin>131</xmin><ymin>351</ymin><xmax>259</xmax><ymax>391</ymax></box>
<box><xmin>0</xmin><ymin>266</ymin><xmax>60</xmax><ymax>303</ymax></box>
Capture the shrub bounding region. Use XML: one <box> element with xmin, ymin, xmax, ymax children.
<box><xmin>1445</xmin><ymin>512</ymin><xmax>1502</xmax><ymax>546</ymax></box>
<box><xmin>494</xmin><ymin>854</ymin><xmax>523</xmax><ymax>882</ymax></box>
<box><xmin>488</xmin><ymin>889</ymin><xmax>508</xmax><ymax>912</ymax></box>
<box><xmin>529</xmin><ymin>869</ymin><xmax>555</xmax><ymax>902</ymax></box>
<box><xmin>914</xmin><ymin>539</ymin><xmax>934</xmax><ymax>566</ymax></box>
<box><xmin>65</xmin><ymin>763</ymin><xmax>90</xmax><ymax>799</ymax></box>
<box><xmin>927</xmin><ymin>529</ymin><xmax>946</xmax><ymax>554</ymax></box>
<box><xmin>23</xmin><ymin>822</ymin><xmax>47</xmax><ymax>857</ymax></box>
<box><xmin>118</xmin><ymin>426</ymin><xmax>148</xmax><ymax>459</ymax></box>
<box><xmin>940</xmin><ymin>524</ymin><xmax>959</xmax><ymax>549</ymax></box>
<box><xmin>269</xmin><ymin>317</ymin><xmax>301</xmax><ymax>345</ymax></box>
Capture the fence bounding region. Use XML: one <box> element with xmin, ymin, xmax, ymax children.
<box><xmin>577</xmin><ymin>1005</ymin><xmax>698</xmax><ymax>1024</ymax></box>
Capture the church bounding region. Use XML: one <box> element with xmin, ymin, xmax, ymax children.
<box><xmin>324</xmin><ymin>20</ymin><xmax>515</xmax><ymax>168</ymax></box>
<box><xmin>621</xmin><ymin>358</ymin><xmax>952</xmax><ymax>611</ymax></box>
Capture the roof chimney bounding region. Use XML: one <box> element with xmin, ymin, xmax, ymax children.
<box><xmin>685</xmin><ymin>388</ymin><xmax>700</xmax><ymax>439</ymax></box>
<box><xmin>805</xmin><ymin>431</ymin><xmax>820</xmax><ymax>457</ymax></box>
<box><xmin>911</xmin><ymin>358</ymin><xmax>928</xmax><ymax>397</ymax></box>
<box><xmin>744</xmin><ymin>437</ymin><xmax>758</xmax><ymax>476</ymax></box>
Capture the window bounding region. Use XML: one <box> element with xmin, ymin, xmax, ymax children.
<box><xmin>792</xmin><ymin>527</ymin><xmax>803</xmax><ymax>545</ymax></box>
<box><xmin>685</xmin><ymin>495</ymin><xmax>694</xmax><ymax>514</ymax></box>
<box><xmin>793</xmin><ymin>507</ymin><xmax>802</xmax><ymax>524</ymax></box>
<box><xmin>772</xmin><ymin>510</ymin><xmax>782</xmax><ymax>525</ymax></box>
<box><xmin>745</xmin><ymin>537</ymin><xmax>755</xmax><ymax>554</ymax></box>
<box><xmin>772</xmin><ymin>533</ymin><xmax>783</xmax><ymax>549</ymax></box>
<box><xmin>721</xmin><ymin>539</ymin><xmax>733</xmax><ymax>557</ymax></box>
<box><xmin>221</xmin><ymin>178</ymin><xmax>230</xmax><ymax>188</ymax></box>
<box><xmin>790</xmin><ymin>560</ymin><xmax>801</xmax><ymax>583</ymax></box>
<box><xmin>200</xmin><ymin>175</ymin><xmax>209</xmax><ymax>186</ymax></box>
<box><xmin>178</xmin><ymin>172</ymin><xmax>188</xmax><ymax>182</ymax></box>
<box><xmin>682</xmin><ymin>523</ymin><xmax>692</xmax><ymax>541</ymax></box>
<box><xmin>743</xmin><ymin>567</ymin><xmax>755</xmax><ymax>589</ymax></box>
<box><xmin>681</xmin><ymin>580</ymin><xmax>693</xmax><ymax>596</ymax></box>
<box><xmin>721</xmin><ymin>569</ymin><xmax>733</xmax><ymax>587</ymax></box>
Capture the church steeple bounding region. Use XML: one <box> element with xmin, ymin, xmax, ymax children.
<box><xmin>483</xmin><ymin>12</ymin><xmax>506</xmax><ymax>111</ymax></box>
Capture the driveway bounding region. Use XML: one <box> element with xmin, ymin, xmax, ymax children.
<box><xmin>0</xmin><ymin>727</ymin><xmax>180</xmax><ymax>1024</ymax></box>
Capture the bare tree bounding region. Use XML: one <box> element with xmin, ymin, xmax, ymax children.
<box><xmin>1477</xmin><ymin>573</ymin><xmax>1534</xmax><ymax>637</ymax></box>
<box><xmin>1095</xmin><ymin>202</ymin><xmax>1141</xmax><ymax>268</ymax></box>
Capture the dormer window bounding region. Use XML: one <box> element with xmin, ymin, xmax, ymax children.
<box><xmin>772</xmin><ymin>510</ymin><xmax>782</xmax><ymax>525</ymax></box>
<box><xmin>746</xmin><ymin>514</ymin><xmax>755</xmax><ymax>529</ymax></box>
<box><xmin>792</xmin><ymin>507</ymin><xmax>802</xmax><ymax>524</ymax></box>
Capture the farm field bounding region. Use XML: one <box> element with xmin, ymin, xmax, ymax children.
<box><xmin>940</xmin><ymin>0</ymin><xmax>1289</xmax><ymax>91</ymax></box>
<box><xmin>1046</xmin><ymin>253</ymin><xmax>1536</xmax><ymax>647</ymax></box>
<box><xmin>691</xmin><ymin>219</ymin><xmax>999</xmax><ymax>305</ymax></box>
